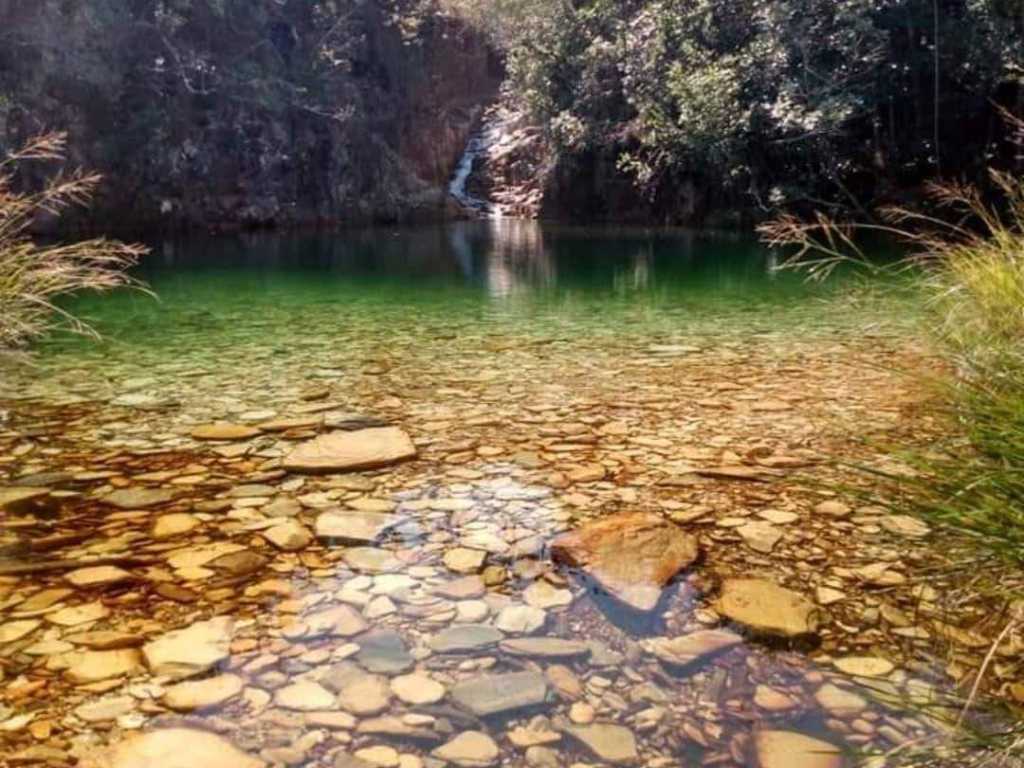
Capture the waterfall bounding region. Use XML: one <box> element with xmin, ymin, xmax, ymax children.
<box><xmin>448</xmin><ymin>125</ymin><xmax>498</xmax><ymax>217</ymax></box>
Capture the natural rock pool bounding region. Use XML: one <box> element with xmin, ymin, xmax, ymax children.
<box><xmin>0</xmin><ymin>222</ymin><xmax>1010</xmax><ymax>767</ymax></box>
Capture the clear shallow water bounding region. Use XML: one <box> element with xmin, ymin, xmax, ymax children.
<box><xmin>0</xmin><ymin>222</ymin><xmax>996</xmax><ymax>768</ymax></box>
<box><xmin>45</xmin><ymin>221</ymin><xmax>847</xmax><ymax>355</ymax></box>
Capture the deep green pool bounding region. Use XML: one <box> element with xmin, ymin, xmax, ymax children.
<box><xmin>43</xmin><ymin>220</ymin><xmax>887</xmax><ymax>357</ymax></box>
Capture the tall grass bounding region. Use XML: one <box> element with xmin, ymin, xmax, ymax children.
<box><xmin>0</xmin><ymin>132</ymin><xmax>147</xmax><ymax>351</ymax></box>
<box><xmin>759</xmin><ymin>115</ymin><xmax>1024</xmax><ymax>564</ymax></box>
<box><xmin>761</xmin><ymin>121</ymin><xmax>1024</xmax><ymax>764</ymax></box>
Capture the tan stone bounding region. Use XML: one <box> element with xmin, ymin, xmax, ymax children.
<box><xmin>754</xmin><ymin>686</ymin><xmax>798</xmax><ymax>712</ymax></box>
<box><xmin>152</xmin><ymin>514</ymin><xmax>200</xmax><ymax>540</ymax></box>
<box><xmin>432</xmin><ymin>732</ymin><xmax>499</xmax><ymax>767</ymax></box>
<box><xmin>814</xmin><ymin>683</ymin><xmax>868</xmax><ymax>716</ymax></box>
<box><xmin>283</xmin><ymin>427</ymin><xmax>417</xmax><ymax>474</ymax></box>
<box><xmin>715</xmin><ymin>579</ymin><xmax>819</xmax><ymax>638</ymax></box>
<box><xmin>65</xmin><ymin>566</ymin><xmax>134</xmax><ymax>588</ymax></box>
<box><xmin>191</xmin><ymin>423</ymin><xmax>261</xmax><ymax>441</ymax></box>
<box><xmin>65</xmin><ymin>649</ymin><xmax>143</xmax><ymax>683</ymax></box>
<box><xmin>564</xmin><ymin>724</ymin><xmax>639</xmax><ymax>765</ymax></box>
<box><xmin>47</xmin><ymin>602</ymin><xmax>110</xmax><ymax>627</ymax></box>
<box><xmin>814</xmin><ymin>501</ymin><xmax>851</xmax><ymax>518</ymax></box>
<box><xmin>275</xmin><ymin>680</ymin><xmax>336</xmax><ymax>711</ymax></box>
<box><xmin>80</xmin><ymin>728</ymin><xmax>264</xmax><ymax>768</ymax></box>
<box><xmin>550</xmin><ymin>512</ymin><xmax>699</xmax><ymax>612</ymax></box>
<box><xmin>737</xmin><ymin>521</ymin><xmax>783</xmax><ymax>553</ymax></box>
<box><xmin>315</xmin><ymin>510</ymin><xmax>401</xmax><ymax>544</ymax></box>
<box><xmin>163</xmin><ymin>674</ymin><xmax>244</xmax><ymax>711</ymax></box>
<box><xmin>754</xmin><ymin>731</ymin><xmax>842</xmax><ymax>768</ymax></box>
<box><xmin>262</xmin><ymin>519</ymin><xmax>312</xmax><ymax>551</ymax></box>
<box><xmin>444</xmin><ymin>547</ymin><xmax>487</xmax><ymax>574</ymax></box>
<box><xmin>142</xmin><ymin>617</ymin><xmax>233</xmax><ymax>680</ymax></box>
<box><xmin>0</xmin><ymin>619</ymin><xmax>41</xmax><ymax>643</ymax></box>
<box><xmin>390</xmin><ymin>673</ymin><xmax>446</xmax><ymax>705</ymax></box>
<box><xmin>304</xmin><ymin>605</ymin><xmax>368</xmax><ymax>637</ymax></box>
<box><xmin>645</xmin><ymin>629</ymin><xmax>743</xmax><ymax>668</ymax></box>
<box><xmin>879</xmin><ymin>515</ymin><xmax>930</xmax><ymax>538</ymax></box>
<box><xmin>833</xmin><ymin>657</ymin><xmax>895</xmax><ymax>678</ymax></box>
<box><xmin>14</xmin><ymin>588</ymin><xmax>72</xmax><ymax>614</ymax></box>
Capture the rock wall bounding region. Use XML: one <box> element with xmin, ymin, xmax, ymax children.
<box><xmin>0</xmin><ymin>1</ymin><xmax>501</xmax><ymax>232</ymax></box>
<box><xmin>463</xmin><ymin>105</ymin><xmax>720</xmax><ymax>226</ymax></box>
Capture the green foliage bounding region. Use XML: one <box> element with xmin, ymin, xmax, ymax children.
<box><xmin>761</xmin><ymin>116</ymin><xmax>1024</xmax><ymax>566</ymax></box>
<box><xmin>455</xmin><ymin>0</ymin><xmax>1023</xmax><ymax>217</ymax></box>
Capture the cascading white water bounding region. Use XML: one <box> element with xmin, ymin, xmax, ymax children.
<box><xmin>449</xmin><ymin>120</ymin><xmax>504</xmax><ymax>217</ymax></box>
<box><xmin>448</xmin><ymin>133</ymin><xmax>490</xmax><ymax>214</ymax></box>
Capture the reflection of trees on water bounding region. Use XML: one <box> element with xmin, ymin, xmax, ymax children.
<box><xmin>146</xmin><ymin>223</ymin><xmax>778</xmax><ymax>303</ymax></box>
<box><xmin>614</xmin><ymin>249</ymin><xmax>651</xmax><ymax>294</ymax></box>
<box><xmin>485</xmin><ymin>219</ymin><xmax>556</xmax><ymax>299</ymax></box>
<box><xmin>448</xmin><ymin>219</ymin><xmax>556</xmax><ymax>299</ymax></box>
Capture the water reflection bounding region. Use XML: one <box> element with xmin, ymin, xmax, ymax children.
<box><xmin>136</xmin><ymin>220</ymin><xmax>782</xmax><ymax>304</ymax></box>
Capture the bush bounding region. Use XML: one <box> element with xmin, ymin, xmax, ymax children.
<box><xmin>0</xmin><ymin>133</ymin><xmax>147</xmax><ymax>350</ymax></box>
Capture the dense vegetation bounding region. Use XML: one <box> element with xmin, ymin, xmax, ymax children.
<box><xmin>2</xmin><ymin>1</ymin><xmax>1020</xmax><ymax>227</ymax></box>
<box><xmin>0</xmin><ymin>0</ymin><xmax>497</xmax><ymax>229</ymax></box>
<box><xmin>451</xmin><ymin>0</ymin><xmax>1023</xmax><ymax>223</ymax></box>
<box><xmin>762</xmin><ymin>113</ymin><xmax>1024</xmax><ymax>573</ymax></box>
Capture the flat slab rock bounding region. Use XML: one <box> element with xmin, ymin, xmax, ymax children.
<box><xmin>357</xmin><ymin>630</ymin><xmax>414</xmax><ymax>674</ymax></box>
<box><xmin>316</xmin><ymin>510</ymin><xmax>402</xmax><ymax>544</ymax></box>
<box><xmin>644</xmin><ymin>629</ymin><xmax>744</xmax><ymax>669</ymax></box>
<box><xmin>190</xmin><ymin>423</ymin><xmax>261</xmax><ymax>441</ymax></box>
<box><xmin>283</xmin><ymin>427</ymin><xmax>417</xmax><ymax>474</ymax></box>
<box><xmin>0</xmin><ymin>486</ymin><xmax>54</xmax><ymax>513</ymax></box>
<box><xmin>451</xmin><ymin>671</ymin><xmax>549</xmax><ymax>716</ymax></box>
<box><xmin>564</xmin><ymin>723</ymin><xmax>639</xmax><ymax>765</ymax></box>
<box><xmin>81</xmin><ymin>728</ymin><xmax>264</xmax><ymax>768</ymax></box>
<box><xmin>142</xmin><ymin>617</ymin><xmax>233</xmax><ymax>680</ymax></box>
<box><xmin>305</xmin><ymin>605</ymin><xmax>368</xmax><ymax>638</ymax></box>
<box><xmin>429</xmin><ymin>624</ymin><xmax>504</xmax><ymax>654</ymax></box>
<box><xmin>162</xmin><ymin>674</ymin><xmax>244</xmax><ymax>711</ymax></box>
<box><xmin>101</xmin><ymin>488</ymin><xmax>176</xmax><ymax>510</ymax></box>
<box><xmin>550</xmin><ymin>512</ymin><xmax>699</xmax><ymax>612</ymax></box>
<box><xmin>64</xmin><ymin>649</ymin><xmax>143</xmax><ymax>683</ymax></box>
<box><xmin>715</xmin><ymin>579</ymin><xmax>819</xmax><ymax>638</ymax></box>
<box><xmin>754</xmin><ymin>730</ymin><xmax>842</xmax><ymax>768</ymax></box>
<box><xmin>431</xmin><ymin>731</ymin><xmax>499</xmax><ymax>768</ymax></box>
<box><xmin>499</xmin><ymin>637</ymin><xmax>591</xmax><ymax>659</ymax></box>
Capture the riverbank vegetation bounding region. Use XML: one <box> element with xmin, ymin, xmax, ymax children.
<box><xmin>2</xmin><ymin>2</ymin><xmax>1019</xmax><ymax>228</ymax></box>
<box><xmin>0</xmin><ymin>133</ymin><xmax>145</xmax><ymax>350</ymax></box>
<box><xmin>758</xmin><ymin>114</ymin><xmax>1024</xmax><ymax>763</ymax></box>
<box><xmin>445</xmin><ymin>0</ymin><xmax>1023</xmax><ymax>223</ymax></box>
<box><xmin>762</xmin><ymin>113</ymin><xmax>1024</xmax><ymax>566</ymax></box>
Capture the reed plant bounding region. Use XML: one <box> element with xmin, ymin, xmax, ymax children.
<box><xmin>0</xmin><ymin>132</ymin><xmax>147</xmax><ymax>350</ymax></box>
<box><xmin>760</xmin><ymin>114</ymin><xmax>1024</xmax><ymax>564</ymax></box>
<box><xmin>761</xmin><ymin>114</ymin><xmax>1024</xmax><ymax>765</ymax></box>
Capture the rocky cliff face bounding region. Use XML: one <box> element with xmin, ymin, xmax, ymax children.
<box><xmin>0</xmin><ymin>1</ymin><xmax>500</xmax><ymax>232</ymax></box>
<box><xmin>460</xmin><ymin>105</ymin><xmax>719</xmax><ymax>226</ymax></box>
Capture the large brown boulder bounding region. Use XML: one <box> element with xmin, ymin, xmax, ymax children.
<box><xmin>550</xmin><ymin>512</ymin><xmax>699</xmax><ymax>612</ymax></box>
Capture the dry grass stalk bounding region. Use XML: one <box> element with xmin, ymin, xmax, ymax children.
<box><xmin>0</xmin><ymin>132</ymin><xmax>148</xmax><ymax>350</ymax></box>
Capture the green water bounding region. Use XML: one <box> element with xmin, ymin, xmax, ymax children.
<box><xmin>45</xmin><ymin>221</ymin><xmax>859</xmax><ymax>356</ymax></box>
